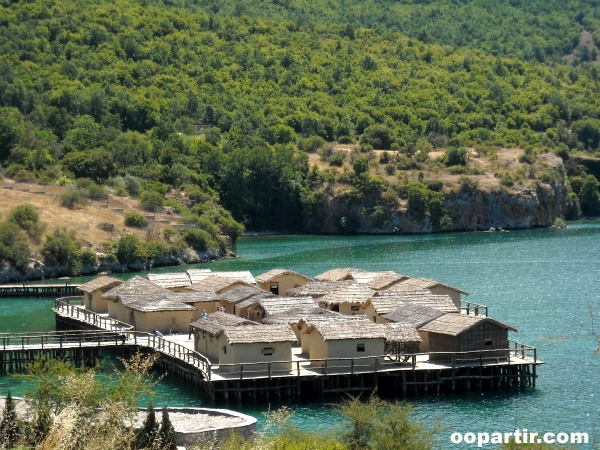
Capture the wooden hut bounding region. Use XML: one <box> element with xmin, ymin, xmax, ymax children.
<box><xmin>156</xmin><ymin>291</ymin><xmax>220</xmax><ymax>318</ymax></box>
<box><xmin>317</xmin><ymin>282</ymin><xmax>375</xmax><ymax>315</ymax></box>
<box><xmin>388</xmin><ymin>277</ymin><xmax>469</xmax><ymax>308</ymax></box>
<box><xmin>77</xmin><ymin>276</ymin><xmax>122</xmax><ymax>313</ymax></box>
<box><xmin>382</xmin><ymin>322</ymin><xmax>422</xmax><ymax>355</ymax></box>
<box><xmin>216</xmin><ymin>285</ymin><xmax>266</xmax><ymax>315</ymax></box>
<box><xmin>185</xmin><ymin>269</ymin><xmax>213</xmax><ymax>284</ymax></box>
<box><xmin>256</xmin><ymin>269</ymin><xmax>313</xmax><ymax>295</ymax></box>
<box><xmin>419</xmin><ymin>314</ymin><xmax>517</xmax><ymax>361</ymax></box>
<box><xmin>185</xmin><ymin>275</ymin><xmax>252</xmax><ymax>295</ymax></box>
<box><xmin>314</xmin><ymin>268</ymin><xmax>364</xmax><ymax>282</ymax></box>
<box><xmin>302</xmin><ymin>322</ymin><xmax>386</xmax><ymax>369</ymax></box>
<box><xmin>190</xmin><ymin>312</ymin><xmax>257</xmax><ymax>362</ymax></box>
<box><xmin>217</xmin><ymin>325</ymin><xmax>297</xmax><ymax>373</ymax></box>
<box><xmin>382</xmin><ymin>304</ymin><xmax>448</xmax><ymax>351</ymax></box>
<box><xmin>212</xmin><ymin>271</ymin><xmax>256</xmax><ymax>285</ymax></box>
<box><xmin>285</xmin><ymin>280</ymin><xmax>355</xmax><ymax>298</ymax></box>
<box><xmin>146</xmin><ymin>273</ymin><xmax>192</xmax><ymax>291</ymax></box>
<box><xmin>345</xmin><ymin>271</ymin><xmax>409</xmax><ymax>290</ymax></box>
<box><xmin>362</xmin><ymin>292</ymin><xmax>458</xmax><ymax>323</ymax></box>
<box><xmin>244</xmin><ymin>296</ymin><xmax>317</xmax><ymax>323</ymax></box>
<box><xmin>103</xmin><ymin>276</ymin><xmax>169</xmax><ymax>322</ymax></box>
<box><xmin>119</xmin><ymin>294</ymin><xmax>197</xmax><ymax>334</ymax></box>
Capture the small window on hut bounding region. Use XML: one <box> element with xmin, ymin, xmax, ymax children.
<box><xmin>350</xmin><ymin>305</ymin><xmax>360</xmax><ymax>312</ymax></box>
<box><xmin>262</xmin><ymin>347</ymin><xmax>274</xmax><ymax>356</ymax></box>
<box><xmin>222</xmin><ymin>345</ymin><xmax>227</xmax><ymax>354</ymax></box>
<box><xmin>484</xmin><ymin>337</ymin><xmax>492</xmax><ymax>346</ymax></box>
<box><xmin>357</xmin><ymin>343</ymin><xmax>365</xmax><ymax>352</ymax></box>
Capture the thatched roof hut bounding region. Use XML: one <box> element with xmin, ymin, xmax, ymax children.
<box><xmin>285</xmin><ymin>280</ymin><xmax>355</xmax><ymax>298</ymax></box>
<box><xmin>315</xmin><ymin>282</ymin><xmax>375</xmax><ymax>315</ymax></box>
<box><xmin>119</xmin><ymin>294</ymin><xmax>197</xmax><ymax>312</ymax></box>
<box><xmin>247</xmin><ymin>296</ymin><xmax>317</xmax><ymax>318</ymax></box>
<box><xmin>185</xmin><ymin>269</ymin><xmax>213</xmax><ymax>284</ymax></box>
<box><xmin>256</xmin><ymin>269</ymin><xmax>313</xmax><ymax>284</ymax></box>
<box><xmin>382</xmin><ymin>322</ymin><xmax>422</xmax><ymax>344</ymax></box>
<box><xmin>383</xmin><ymin>304</ymin><xmax>447</xmax><ymax>327</ymax></box>
<box><xmin>102</xmin><ymin>276</ymin><xmax>169</xmax><ymax>300</ymax></box>
<box><xmin>190</xmin><ymin>311</ymin><xmax>257</xmax><ymax>336</ymax></box>
<box><xmin>146</xmin><ymin>273</ymin><xmax>192</xmax><ymax>289</ymax></box>
<box><xmin>391</xmin><ymin>277</ymin><xmax>468</xmax><ymax>295</ymax></box>
<box><xmin>78</xmin><ymin>276</ymin><xmax>122</xmax><ymax>293</ymax></box>
<box><xmin>186</xmin><ymin>275</ymin><xmax>252</xmax><ymax>294</ymax></box>
<box><xmin>264</xmin><ymin>308</ymin><xmax>370</xmax><ymax>326</ymax></box>
<box><xmin>304</xmin><ymin>322</ymin><xmax>387</xmax><ymax>341</ymax></box>
<box><xmin>419</xmin><ymin>314</ymin><xmax>517</xmax><ymax>361</ymax></box>
<box><xmin>212</xmin><ymin>271</ymin><xmax>256</xmax><ymax>285</ymax></box>
<box><xmin>363</xmin><ymin>292</ymin><xmax>458</xmax><ymax>321</ymax></box>
<box><xmin>344</xmin><ymin>271</ymin><xmax>408</xmax><ymax>289</ymax></box>
<box><xmin>217</xmin><ymin>285</ymin><xmax>264</xmax><ymax>305</ymax></box>
<box><xmin>314</xmin><ymin>268</ymin><xmax>364</xmax><ymax>282</ymax></box>
<box><xmin>221</xmin><ymin>325</ymin><xmax>297</xmax><ymax>345</ymax></box>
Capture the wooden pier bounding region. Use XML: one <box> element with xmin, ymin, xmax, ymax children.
<box><xmin>0</xmin><ymin>283</ymin><xmax>80</xmax><ymax>297</ymax></box>
<box><xmin>43</xmin><ymin>298</ymin><xmax>544</xmax><ymax>400</ymax></box>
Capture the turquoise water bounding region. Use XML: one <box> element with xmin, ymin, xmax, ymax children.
<box><xmin>1</xmin><ymin>223</ymin><xmax>599</xmax><ymax>446</ymax></box>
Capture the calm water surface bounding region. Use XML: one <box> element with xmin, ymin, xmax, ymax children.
<box><xmin>1</xmin><ymin>223</ymin><xmax>599</xmax><ymax>447</ymax></box>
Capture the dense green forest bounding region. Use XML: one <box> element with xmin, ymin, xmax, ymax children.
<box><xmin>149</xmin><ymin>0</ymin><xmax>600</xmax><ymax>65</ymax></box>
<box><xmin>1</xmin><ymin>0</ymin><xmax>600</xmax><ymax>239</ymax></box>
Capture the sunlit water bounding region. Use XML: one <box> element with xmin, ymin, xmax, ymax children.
<box><xmin>1</xmin><ymin>223</ymin><xmax>599</xmax><ymax>447</ymax></box>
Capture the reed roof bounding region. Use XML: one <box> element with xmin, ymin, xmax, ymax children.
<box><xmin>256</xmin><ymin>269</ymin><xmax>313</xmax><ymax>283</ymax></box>
<box><xmin>314</xmin><ymin>268</ymin><xmax>365</xmax><ymax>282</ymax></box>
<box><xmin>391</xmin><ymin>277</ymin><xmax>469</xmax><ymax>295</ymax></box>
<box><xmin>318</xmin><ymin>282</ymin><xmax>375</xmax><ymax>305</ymax></box>
<box><xmin>364</xmin><ymin>272</ymin><xmax>410</xmax><ymax>290</ymax></box>
<box><xmin>187</xmin><ymin>275</ymin><xmax>251</xmax><ymax>294</ymax></box>
<box><xmin>190</xmin><ymin>311</ymin><xmax>257</xmax><ymax>335</ymax></box>
<box><xmin>419</xmin><ymin>314</ymin><xmax>517</xmax><ymax>336</ymax></box>
<box><xmin>119</xmin><ymin>293</ymin><xmax>197</xmax><ymax>312</ymax></box>
<box><xmin>212</xmin><ymin>271</ymin><xmax>256</xmax><ymax>285</ymax></box>
<box><xmin>236</xmin><ymin>292</ymin><xmax>278</xmax><ymax>310</ymax></box>
<box><xmin>383</xmin><ymin>323</ymin><xmax>422</xmax><ymax>343</ymax></box>
<box><xmin>78</xmin><ymin>276</ymin><xmax>122</xmax><ymax>293</ymax></box>
<box><xmin>217</xmin><ymin>285</ymin><xmax>265</xmax><ymax>305</ymax></box>
<box><xmin>285</xmin><ymin>280</ymin><xmax>355</xmax><ymax>298</ymax></box>
<box><xmin>146</xmin><ymin>273</ymin><xmax>192</xmax><ymax>289</ymax></box>
<box><xmin>383</xmin><ymin>304</ymin><xmax>448</xmax><ymax>327</ymax></box>
<box><xmin>305</xmin><ymin>322</ymin><xmax>387</xmax><ymax>341</ymax></box>
<box><xmin>248</xmin><ymin>296</ymin><xmax>317</xmax><ymax>316</ymax></box>
<box><xmin>185</xmin><ymin>269</ymin><xmax>213</xmax><ymax>283</ymax></box>
<box><xmin>222</xmin><ymin>324</ymin><xmax>297</xmax><ymax>344</ymax></box>
<box><xmin>373</xmin><ymin>291</ymin><xmax>458</xmax><ymax>313</ymax></box>
<box><xmin>102</xmin><ymin>276</ymin><xmax>169</xmax><ymax>300</ymax></box>
<box><xmin>264</xmin><ymin>308</ymin><xmax>370</xmax><ymax>325</ymax></box>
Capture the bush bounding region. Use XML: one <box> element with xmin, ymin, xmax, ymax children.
<box><xmin>495</xmin><ymin>171</ymin><xmax>515</xmax><ymax>187</ymax></box>
<box><xmin>445</xmin><ymin>147</ymin><xmax>469</xmax><ymax>166</ymax></box>
<box><xmin>180</xmin><ymin>228</ymin><xmax>215</xmax><ymax>252</ymax></box>
<box><xmin>80</xmin><ymin>248</ymin><xmax>98</xmax><ymax>267</ymax></box>
<box><xmin>162</xmin><ymin>226</ymin><xmax>177</xmax><ymax>242</ymax></box>
<box><xmin>0</xmin><ymin>222</ymin><xmax>30</xmax><ymax>270</ymax></box>
<box><xmin>329</xmin><ymin>152</ymin><xmax>345</xmax><ymax>167</ymax></box>
<box><xmin>459</xmin><ymin>175</ymin><xmax>479</xmax><ymax>193</ymax></box>
<box><xmin>146</xmin><ymin>241</ymin><xmax>169</xmax><ymax>260</ymax></box>
<box><xmin>139</xmin><ymin>190</ymin><xmax>164</xmax><ymax>210</ymax></box>
<box><xmin>124</xmin><ymin>212</ymin><xmax>149</xmax><ymax>228</ymax></box>
<box><xmin>337</xmin><ymin>135</ymin><xmax>354</xmax><ymax>144</ymax></box>
<box><xmin>42</xmin><ymin>229</ymin><xmax>81</xmax><ymax>274</ymax></box>
<box><xmin>76</xmin><ymin>178</ymin><xmax>108</xmax><ymax>199</ymax></box>
<box><xmin>116</xmin><ymin>234</ymin><xmax>145</xmax><ymax>264</ymax></box>
<box><xmin>114</xmin><ymin>185</ymin><xmax>128</xmax><ymax>197</ymax></box>
<box><xmin>384</xmin><ymin>164</ymin><xmax>396</xmax><ymax>175</ymax></box>
<box><xmin>124</xmin><ymin>175</ymin><xmax>142</xmax><ymax>197</ymax></box>
<box><xmin>97</xmin><ymin>222</ymin><xmax>115</xmax><ymax>232</ymax></box>
<box><xmin>58</xmin><ymin>190</ymin><xmax>89</xmax><ymax>209</ymax></box>
<box><xmin>8</xmin><ymin>203</ymin><xmax>45</xmax><ymax>242</ymax></box>
<box><xmin>297</xmin><ymin>135</ymin><xmax>326</xmax><ymax>152</ymax></box>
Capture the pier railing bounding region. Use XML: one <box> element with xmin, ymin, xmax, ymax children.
<box><xmin>54</xmin><ymin>298</ymin><xmax>133</xmax><ymax>331</ymax></box>
<box><xmin>460</xmin><ymin>300</ymin><xmax>488</xmax><ymax>316</ymax></box>
<box><xmin>0</xmin><ymin>330</ymin><xmax>126</xmax><ymax>350</ymax></box>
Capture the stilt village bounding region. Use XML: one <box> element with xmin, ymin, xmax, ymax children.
<box><xmin>0</xmin><ymin>268</ymin><xmax>541</xmax><ymax>400</ymax></box>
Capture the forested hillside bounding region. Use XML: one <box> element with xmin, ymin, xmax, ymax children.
<box><xmin>0</xmin><ymin>0</ymin><xmax>599</xmax><ymax>240</ymax></box>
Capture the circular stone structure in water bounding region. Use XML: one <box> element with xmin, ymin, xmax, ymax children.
<box><xmin>134</xmin><ymin>407</ymin><xmax>257</xmax><ymax>445</ymax></box>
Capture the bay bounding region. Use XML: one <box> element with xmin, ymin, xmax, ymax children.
<box><xmin>1</xmin><ymin>222</ymin><xmax>599</xmax><ymax>447</ymax></box>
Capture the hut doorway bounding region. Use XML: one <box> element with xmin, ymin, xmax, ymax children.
<box><xmin>269</xmin><ymin>283</ymin><xmax>279</xmax><ymax>295</ymax></box>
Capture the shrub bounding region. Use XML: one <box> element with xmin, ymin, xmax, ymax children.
<box><xmin>116</xmin><ymin>234</ymin><xmax>145</xmax><ymax>264</ymax></box>
<box><xmin>42</xmin><ymin>229</ymin><xmax>81</xmax><ymax>274</ymax></box>
<box><xmin>124</xmin><ymin>175</ymin><xmax>142</xmax><ymax>197</ymax></box>
<box><xmin>139</xmin><ymin>190</ymin><xmax>164</xmax><ymax>210</ymax></box>
<box><xmin>459</xmin><ymin>175</ymin><xmax>479</xmax><ymax>194</ymax></box>
<box><xmin>445</xmin><ymin>146</ymin><xmax>468</xmax><ymax>166</ymax></box>
<box><xmin>58</xmin><ymin>190</ymin><xmax>89</xmax><ymax>209</ymax></box>
<box><xmin>329</xmin><ymin>152</ymin><xmax>345</xmax><ymax>167</ymax></box>
<box><xmin>353</xmin><ymin>158</ymin><xmax>370</xmax><ymax>176</ymax></box>
<box><xmin>8</xmin><ymin>203</ymin><xmax>45</xmax><ymax>242</ymax></box>
<box><xmin>384</xmin><ymin>164</ymin><xmax>396</xmax><ymax>175</ymax></box>
<box><xmin>124</xmin><ymin>212</ymin><xmax>149</xmax><ymax>228</ymax></box>
<box><xmin>162</xmin><ymin>226</ymin><xmax>176</xmax><ymax>242</ymax></box>
<box><xmin>495</xmin><ymin>171</ymin><xmax>515</xmax><ymax>187</ymax></box>
<box><xmin>297</xmin><ymin>135</ymin><xmax>326</xmax><ymax>152</ymax></box>
<box><xmin>146</xmin><ymin>241</ymin><xmax>169</xmax><ymax>260</ymax></box>
<box><xmin>76</xmin><ymin>178</ymin><xmax>108</xmax><ymax>199</ymax></box>
<box><xmin>80</xmin><ymin>248</ymin><xmax>98</xmax><ymax>267</ymax></box>
<box><xmin>158</xmin><ymin>407</ymin><xmax>176</xmax><ymax>450</ymax></box>
<box><xmin>0</xmin><ymin>390</ymin><xmax>19</xmax><ymax>448</ymax></box>
<box><xmin>337</xmin><ymin>135</ymin><xmax>354</xmax><ymax>144</ymax></box>
<box><xmin>180</xmin><ymin>228</ymin><xmax>214</xmax><ymax>252</ymax></box>
<box><xmin>97</xmin><ymin>222</ymin><xmax>115</xmax><ymax>232</ymax></box>
<box><xmin>114</xmin><ymin>185</ymin><xmax>128</xmax><ymax>197</ymax></box>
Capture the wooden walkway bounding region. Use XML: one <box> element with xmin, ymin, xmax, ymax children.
<box><xmin>0</xmin><ymin>284</ymin><xmax>80</xmax><ymax>297</ymax></box>
<box><xmin>42</xmin><ymin>298</ymin><xmax>544</xmax><ymax>400</ymax></box>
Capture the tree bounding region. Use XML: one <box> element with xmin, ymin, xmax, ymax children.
<box><xmin>158</xmin><ymin>406</ymin><xmax>176</xmax><ymax>450</ymax></box>
<box><xmin>0</xmin><ymin>107</ymin><xmax>25</xmax><ymax>162</ymax></box>
<box><xmin>135</xmin><ymin>403</ymin><xmax>158</xmax><ymax>449</ymax></box>
<box><xmin>0</xmin><ymin>390</ymin><xmax>19</xmax><ymax>448</ymax></box>
<box><xmin>42</xmin><ymin>229</ymin><xmax>82</xmax><ymax>274</ymax></box>
<box><xmin>353</xmin><ymin>158</ymin><xmax>370</xmax><ymax>177</ymax></box>
<box><xmin>116</xmin><ymin>234</ymin><xmax>145</xmax><ymax>264</ymax></box>
<box><xmin>61</xmin><ymin>149</ymin><xmax>116</xmax><ymax>183</ymax></box>
<box><xmin>445</xmin><ymin>147</ymin><xmax>468</xmax><ymax>166</ymax></box>
<box><xmin>63</xmin><ymin>115</ymin><xmax>101</xmax><ymax>152</ymax></box>
<box><xmin>7</xmin><ymin>203</ymin><xmax>45</xmax><ymax>242</ymax></box>
<box><xmin>360</xmin><ymin>125</ymin><xmax>394</xmax><ymax>150</ymax></box>
<box><xmin>579</xmin><ymin>175</ymin><xmax>600</xmax><ymax>217</ymax></box>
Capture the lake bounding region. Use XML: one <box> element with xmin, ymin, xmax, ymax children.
<box><xmin>1</xmin><ymin>223</ymin><xmax>599</xmax><ymax>447</ymax></box>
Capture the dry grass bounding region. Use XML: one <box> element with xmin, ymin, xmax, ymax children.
<box><xmin>0</xmin><ymin>188</ymin><xmax>167</xmax><ymax>253</ymax></box>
